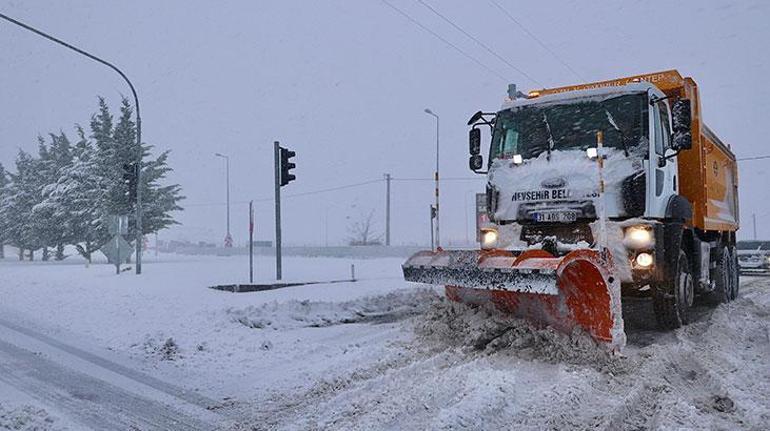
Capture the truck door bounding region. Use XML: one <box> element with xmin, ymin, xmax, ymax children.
<box><xmin>646</xmin><ymin>97</ymin><xmax>678</xmax><ymax>218</ymax></box>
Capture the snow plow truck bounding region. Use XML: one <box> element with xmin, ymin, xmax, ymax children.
<box><xmin>403</xmin><ymin>70</ymin><xmax>739</xmax><ymax>349</ymax></box>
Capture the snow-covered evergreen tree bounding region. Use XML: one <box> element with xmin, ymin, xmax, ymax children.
<box><xmin>0</xmin><ymin>163</ymin><xmax>8</xmax><ymax>259</ymax></box>
<box><xmin>0</xmin><ymin>96</ymin><xmax>184</xmax><ymax>262</ymax></box>
<box><xmin>3</xmin><ymin>150</ymin><xmax>46</xmax><ymax>260</ymax></box>
<box><xmin>35</xmin><ymin>132</ymin><xmax>74</xmax><ymax>260</ymax></box>
<box><xmin>44</xmin><ymin>127</ymin><xmax>107</xmax><ymax>262</ymax></box>
<box><xmin>112</xmin><ymin>99</ymin><xmax>184</xmax><ymax>237</ymax></box>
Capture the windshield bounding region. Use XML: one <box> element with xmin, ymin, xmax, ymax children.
<box><xmin>490</xmin><ymin>93</ymin><xmax>649</xmax><ymax>162</ymax></box>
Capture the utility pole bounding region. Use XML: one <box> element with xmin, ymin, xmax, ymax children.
<box><xmin>753</xmin><ymin>213</ymin><xmax>757</xmax><ymax>240</ymax></box>
<box><xmin>384</xmin><ymin>173</ymin><xmax>391</xmax><ymax>246</ymax></box>
<box><xmin>424</xmin><ymin>108</ymin><xmax>440</xmax><ymax>248</ymax></box>
<box><xmin>274</xmin><ymin>142</ymin><xmax>282</xmax><ymax>280</ymax></box>
<box><xmin>249</xmin><ymin>200</ymin><xmax>254</xmax><ymax>283</ymax></box>
<box><xmin>0</xmin><ymin>13</ymin><xmax>144</xmax><ymax>274</ymax></box>
<box><xmin>214</xmin><ymin>153</ymin><xmax>231</xmax><ymax>247</ymax></box>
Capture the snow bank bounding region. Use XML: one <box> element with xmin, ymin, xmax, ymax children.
<box><xmin>227</xmin><ymin>288</ymin><xmax>440</xmax><ymax>330</ymax></box>
<box><xmin>414</xmin><ymin>298</ymin><xmax>631</xmax><ymax>374</ymax></box>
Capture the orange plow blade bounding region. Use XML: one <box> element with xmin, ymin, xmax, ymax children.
<box><xmin>402</xmin><ymin>248</ymin><xmax>625</xmax><ymax>349</ymax></box>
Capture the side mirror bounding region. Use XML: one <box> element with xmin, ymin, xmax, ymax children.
<box><xmin>672</xmin><ymin>130</ymin><xmax>692</xmax><ymax>151</ymax></box>
<box><xmin>671</xmin><ymin>99</ymin><xmax>693</xmax><ymax>150</ymax></box>
<box><xmin>469</xmin><ymin>154</ymin><xmax>483</xmax><ymax>171</ymax></box>
<box><xmin>469</xmin><ymin>128</ymin><xmax>481</xmax><ymax>155</ymax></box>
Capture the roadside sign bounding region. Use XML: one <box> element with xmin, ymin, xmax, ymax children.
<box><xmin>108</xmin><ymin>215</ymin><xmax>129</xmax><ymax>235</ymax></box>
<box><xmin>100</xmin><ymin>234</ymin><xmax>133</xmax><ymax>267</ymax></box>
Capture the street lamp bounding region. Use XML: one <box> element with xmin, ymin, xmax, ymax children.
<box><xmin>0</xmin><ymin>12</ymin><xmax>145</xmax><ymax>274</ymax></box>
<box><xmin>424</xmin><ymin>108</ymin><xmax>440</xmax><ymax>248</ymax></box>
<box><xmin>214</xmin><ymin>153</ymin><xmax>232</xmax><ymax>247</ymax></box>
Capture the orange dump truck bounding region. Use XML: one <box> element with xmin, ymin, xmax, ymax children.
<box><xmin>403</xmin><ymin>70</ymin><xmax>739</xmax><ymax>348</ymax></box>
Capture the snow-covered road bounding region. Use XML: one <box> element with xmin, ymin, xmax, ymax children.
<box><xmin>0</xmin><ymin>317</ymin><xmax>223</xmax><ymax>429</ymax></box>
<box><xmin>1</xmin><ymin>253</ymin><xmax>768</xmax><ymax>430</ymax></box>
<box><xmin>230</xmin><ymin>276</ymin><xmax>770</xmax><ymax>430</ymax></box>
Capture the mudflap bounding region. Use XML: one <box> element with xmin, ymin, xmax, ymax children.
<box><xmin>403</xmin><ymin>248</ymin><xmax>626</xmax><ymax>350</ymax></box>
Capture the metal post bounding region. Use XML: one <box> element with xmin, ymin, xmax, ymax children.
<box><xmin>136</xmin><ymin>115</ymin><xmax>142</xmax><ymax>274</ymax></box>
<box><xmin>249</xmin><ymin>200</ymin><xmax>254</xmax><ymax>283</ymax></box>
<box><xmin>214</xmin><ymin>153</ymin><xmax>231</xmax><ymax>247</ymax></box>
<box><xmin>226</xmin><ymin>157</ymin><xmax>230</xmax><ymax>239</ymax></box>
<box><xmin>435</xmin><ymin>116</ymin><xmax>440</xmax><ymax>249</ymax></box>
<box><xmin>274</xmin><ymin>141</ymin><xmax>282</xmax><ymax>280</ymax></box>
<box><xmin>384</xmin><ymin>173</ymin><xmax>391</xmax><ymax>246</ymax></box>
<box><xmin>0</xmin><ymin>13</ymin><xmax>145</xmax><ymax>275</ymax></box>
<box><xmin>430</xmin><ymin>205</ymin><xmax>435</xmax><ymax>251</ymax></box>
<box><xmin>424</xmin><ymin>108</ymin><xmax>440</xmax><ymax>248</ymax></box>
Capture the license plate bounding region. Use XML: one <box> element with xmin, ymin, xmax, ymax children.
<box><xmin>533</xmin><ymin>211</ymin><xmax>577</xmax><ymax>223</ymax></box>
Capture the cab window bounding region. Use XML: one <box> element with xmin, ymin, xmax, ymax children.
<box><xmin>654</xmin><ymin>102</ymin><xmax>671</xmax><ymax>156</ymax></box>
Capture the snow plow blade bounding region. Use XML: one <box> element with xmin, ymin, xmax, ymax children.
<box><xmin>403</xmin><ymin>248</ymin><xmax>625</xmax><ymax>349</ymax></box>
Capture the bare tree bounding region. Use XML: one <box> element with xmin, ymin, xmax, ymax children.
<box><xmin>347</xmin><ymin>209</ymin><xmax>383</xmax><ymax>246</ymax></box>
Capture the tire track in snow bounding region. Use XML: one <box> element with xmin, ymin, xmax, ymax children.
<box><xmin>0</xmin><ymin>316</ymin><xmax>220</xmax><ymax>411</ymax></box>
<box><xmin>0</xmin><ymin>338</ymin><xmax>214</xmax><ymax>430</ymax></box>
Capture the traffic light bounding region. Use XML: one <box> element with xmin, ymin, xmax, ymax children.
<box><xmin>122</xmin><ymin>162</ymin><xmax>138</xmax><ymax>202</ymax></box>
<box><xmin>279</xmin><ymin>147</ymin><xmax>296</xmax><ymax>186</ymax></box>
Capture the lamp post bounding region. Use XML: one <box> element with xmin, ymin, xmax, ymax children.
<box><xmin>424</xmin><ymin>108</ymin><xmax>440</xmax><ymax>248</ymax></box>
<box><xmin>214</xmin><ymin>153</ymin><xmax>231</xmax><ymax>247</ymax></box>
<box><xmin>0</xmin><ymin>12</ymin><xmax>144</xmax><ymax>274</ymax></box>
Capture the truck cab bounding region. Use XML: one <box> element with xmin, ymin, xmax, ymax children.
<box><xmin>468</xmin><ymin>70</ymin><xmax>739</xmax><ymax>328</ymax></box>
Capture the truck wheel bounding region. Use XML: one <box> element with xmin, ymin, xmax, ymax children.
<box><xmin>729</xmin><ymin>246</ymin><xmax>739</xmax><ymax>300</ymax></box>
<box><xmin>705</xmin><ymin>246</ymin><xmax>731</xmax><ymax>305</ymax></box>
<box><xmin>653</xmin><ymin>249</ymin><xmax>693</xmax><ymax>329</ymax></box>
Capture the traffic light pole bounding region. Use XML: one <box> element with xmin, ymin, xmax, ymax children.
<box><xmin>274</xmin><ymin>141</ymin><xmax>282</xmax><ymax>280</ymax></box>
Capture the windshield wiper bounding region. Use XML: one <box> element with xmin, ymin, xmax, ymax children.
<box><xmin>542</xmin><ymin>112</ymin><xmax>555</xmax><ymax>161</ymax></box>
<box><xmin>605</xmin><ymin>109</ymin><xmax>630</xmax><ymax>157</ymax></box>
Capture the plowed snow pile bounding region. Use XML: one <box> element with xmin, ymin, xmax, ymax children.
<box><xmin>232</xmin><ymin>277</ymin><xmax>770</xmax><ymax>431</ymax></box>
<box><xmin>414</xmin><ymin>298</ymin><xmax>631</xmax><ymax>374</ymax></box>
<box><xmin>227</xmin><ymin>288</ymin><xmax>441</xmax><ymax>330</ymax></box>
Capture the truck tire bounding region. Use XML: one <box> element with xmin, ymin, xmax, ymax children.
<box><xmin>729</xmin><ymin>246</ymin><xmax>739</xmax><ymax>300</ymax></box>
<box><xmin>653</xmin><ymin>249</ymin><xmax>693</xmax><ymax>329</ymax></box>
<box><xmin>705</xmin><ymin>246</ymin><xmax>731</xmax><ymax>305</ymax></box>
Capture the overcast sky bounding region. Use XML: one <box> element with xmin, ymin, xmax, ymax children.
<box><xmin>2</xmin><ymin>0</ymin><xmax>769</xmax><ymax>245</ymax></box>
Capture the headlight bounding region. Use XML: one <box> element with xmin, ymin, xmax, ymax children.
<box><xmin>481</xmin><ymin>229</ymin><xmax>499</xmax><ymax>249</ymax></box>
<box><xmin>623</xmin><ymin>225</ymin><xmax>653</xmax><ymax>250</ymax></box>
<box><xmin>635</xmin><ymin>252</ymin><xmax>654</xmax><ymax>268</ymax></box>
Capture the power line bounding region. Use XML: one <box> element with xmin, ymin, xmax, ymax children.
<box><xmin>185</xmin><ymin>179</ymin><xmax>384</xmax><ymax>207</ymax></box>
<box><xmin>738</xmin><ymin>155</ymin><xmax>770</xmax><ymax>161</ymax></box>
<box><xmin>414</xmin><ymin>0</ymin><xmax>542</xmax><ymax>87</ymax></box>
<box><xmin>184</xmin><ymin>176</ymin><xmax>482</xmax><ymax>207</ymax></box>
<box><xmin>392</xmin><ymin>176</ymin><xmax>481</xmax><ymax>182</ymax></box>
<box><xmin>380</xmin><ymin>0</ymin><xmax>508</xmax><ymax>82</ymax></box>
<box><xmin>488</xmin><ymin>0</ymin><xmax>586</xmax><ymax>82</ymax></box>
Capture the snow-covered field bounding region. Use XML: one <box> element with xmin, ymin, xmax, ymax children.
<box><xmin>0</xmin><ymin>252</ymin><xmax>768</xmax><ymax>430</ymax></box>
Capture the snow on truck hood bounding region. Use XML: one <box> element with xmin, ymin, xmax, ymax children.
<box><xmin>489</xmin><ymin>148</ymin><xmax>640</xmax><ymax>221</ymax></box>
